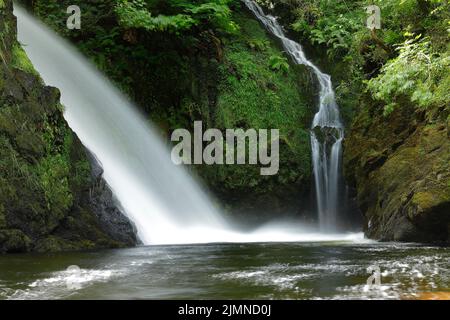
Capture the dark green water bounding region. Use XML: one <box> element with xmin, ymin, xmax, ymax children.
<box><xmin>0</xmin><ymin>241</ymin><xmax>448</xmax><ymax>300</ymax></box>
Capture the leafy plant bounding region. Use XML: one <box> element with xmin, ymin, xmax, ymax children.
<box><xmin>269</xmin><ymin>55</ymin><xmax>289</xmax><ymax>73</ymax></box>
<box><xmin>116</xmin><ymin>0</ymin><xmax>196</xmax><ymax>32</ymax></box>
<box><xmin>247</xmin><ymin>38</ymin><xmax>269</xmax><ymax>51</ymax></box>
<box><xmin>367</xmin><ymin>36</ymin><xmax>450</xmax><ymax>116</ymax></box>
<box><xmin>290</xmin><ymin>0</ymin><xmax>363</xmax><ymax>60</ymax></box>
<box><xmin>115</xmin><ymin>0</ymin><xmax>238</xmax><ymax>34</ymax></box>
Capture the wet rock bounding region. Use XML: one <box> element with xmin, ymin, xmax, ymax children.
<box><xmin>0</xmin><ymin>229</ymin><xmax>31</xmax><ymax>253</ymax></box>
<box><xmin>86</xmin><ymin>151</ymin><xmax>138</xmax><ymax>246</ymax></box>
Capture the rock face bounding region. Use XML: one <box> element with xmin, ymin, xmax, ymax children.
<box><xmin>344</xmin><ymin>96</ymin><xmax>450</xmax><ymax>243</ymax></box>
<box><xmin>86</xmin><ymin>151</ymin><xmax>138</xmax><ymax>245</ymax></box>
<box><xmin>0</xmin><ymin>0</ymin><xmax>136</xmax><ymax>253</ymax></box>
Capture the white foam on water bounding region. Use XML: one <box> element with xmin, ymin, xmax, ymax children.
<box><xmin>7</xmin><ymin>267</ymin><xmax>122</xmax><ymax>300</ymax></box>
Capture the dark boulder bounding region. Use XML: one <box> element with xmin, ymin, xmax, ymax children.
<box><xmin>86</xmin><ymin>151</ymin><xmax>139</xmax><ymax>246</ymax></box>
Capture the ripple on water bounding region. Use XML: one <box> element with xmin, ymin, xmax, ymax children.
<box><xmin>6</xmin><ymin>268</ymin><xmax>123</xmax><ymax>300</ymax></box>
<box><xmin>332</xmin><ymin>254</ymin><xmax>449</xmax><ymax>300</ymax></box>
<box><xmin>212</xmin><ymin>263</ymin><xmax>319</xmax><ymax>293</ymax></box>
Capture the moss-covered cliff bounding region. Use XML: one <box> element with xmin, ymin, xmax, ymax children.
<box><xmin>0</xmin><ymin>0</ymin><xmax>136</xmax><ymax>253</ymax></box>
<box><xmin>201</xmin><ymin>11</ymin><xmax>315</xmax><ymax>217</ymax></box>
<box><xmin>344</xmin><ymin>96</ymin><xmax>449</xmax><ymax>243</ymax></box>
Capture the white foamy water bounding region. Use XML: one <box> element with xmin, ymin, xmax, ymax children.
<box><xmin>7</xmin><ymin>267</ymin><xmax>122</xmax><ymax>300</ymax></box>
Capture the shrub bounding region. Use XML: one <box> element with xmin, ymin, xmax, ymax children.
<box><xmin>115</xmin><ymin>0</ymin><xmax>238</xmax><ymax>34</ymax></box>
<box><xmin>269</xmin><ymin>55</ymin><xmax>289</xmax><ymax>73</ymax></box>
<box><xmin>366</xmin><ymin>36</ymin><xmax>450</xmax><ymax>116</ymax></box>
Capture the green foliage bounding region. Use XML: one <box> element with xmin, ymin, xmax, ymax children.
<box><xmin>115</xmin><ymin>0</ymin><xmax>238</xmax><ymax>33</ymax></box>
<box><xmin>31</xmin><ymin>0</ymin><xmax>239</xmax><ymax>99</ymax></box>
<box><xmin>36</xmin><ymin>153</ymin><xmax>73</xmax><ymax>218</ymax></box>
<box><xmin>213</xmin><ymin>14</ymin><xmax>313</xmax><ymax>192</ymax></box>
<box><xmin>269</xmin><ymin>55</ymin><xmax>289</xmax><ymax>73</ymax></box>
<box><xmin>367</xmin><ymin>36</ymin><xmax>450</xmax><ymax>115</ymax></box>
<box><xmin>273</xmin><ymin>0</ymin><xmax>449</xmax><ymax>65</ymax></box>
<box><xmin>116</xmin><ymin>0</ymin><xmax>196</xmax><ymax>32</ymax></box>
<box><xmin>186</xmin><ymin>0</ymin><xmax>239</xmax><ymax>33</ymax></box>
<box><xmin>11</xmin><ymin>44</ymin><xmax>38</xmax><ymax>75</ymax></box>
<box><xmin>264</xmin><ymin>0</ymin><xmax>449</xmax><ymax>121</ymax></box>
<box><xmin>289</xmin><ymin>0</ymin><xmax>364</xmax><ymax>60</ymax></box>
<box><xmin>246</xmin><ymin>38</ymin><xmax>269</xmax><ymax>51</ymax></box>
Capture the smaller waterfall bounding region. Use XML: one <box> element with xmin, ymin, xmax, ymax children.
<box><xmin>244</xmin><ymin>0</ymin><xmax>344</xmax><ymax>231</ymax></box>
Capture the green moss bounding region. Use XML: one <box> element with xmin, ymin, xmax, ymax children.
<box><xmin>208</xmin><ymin>12</ymin><xmax>312</xmax><ymax>193</ymax></box>
<box><xmin>0</xmin><ymin>0</ymin><xmax>137</xmax><ymax>253</ymax></box>
<box><xmin>36</xmin><ymin>154</ymin><xmax>73</xmax><ymax>219</ymax></box>
<box><xmin>11</xmin><ymin>44</ymin><xmax>38</xmax><ymax>75</ymax></box>
<box><xmin>0</xmin><ymin>203</ymin><xmax>5</xmax><ymax>228</ymax></box>
<box><xmin>16</xmin><ymin>130</ymin><xmax>45</xmax><ymax>156</ymax></box>
<box><xmin>217</xmin><ymin>13</ymin><xmax>312</xmax><ymax>132</ymax></box>
<box><xmin>0</xmin><ymin>106</ymin><xmax>18</xmax><ymax>136</ymax></box>
<box><xmin>412</xmin><ymin>192</ymin><xmax>438</xmax><ymax>211</ymax></box>
<box><xmin>0</xmin><ymin>229</ymin><xmax>32</xmax><ymax>253</ymax></box>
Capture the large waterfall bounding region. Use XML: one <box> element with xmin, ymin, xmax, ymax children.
<box><xmin>14</xmin><ymin>6</ymin><xmax>227</xmax><ymax>244</ymax></box>
<box><xmin>14</xmin><ymin>5</ymin><xmax>358</xmax><ymax>244</ymax></box>
<box><xmin>243</xmin><ymin>0</ymin><xmax>344</xmax><ymax>231</ymax></box>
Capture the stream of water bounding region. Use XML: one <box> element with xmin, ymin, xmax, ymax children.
<box><xmin>243</xmin><ymin>0</ymin><xmax>345</xmax><ymax>231</ymax></box>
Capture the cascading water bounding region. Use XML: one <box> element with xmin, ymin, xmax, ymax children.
<box><xmin>14</xmin><ymin>5</ymin><xmax>361</xmax><ymax>244</ymax></box>
<box><xmin>14</xmin><ymin>6</ymin><xmax>227</xmax><ymax>244</ymax></box>
<box><xmin>243</xmin><ymin>0</ymin><xmax>344</xmax><ymax>231</ymax></box>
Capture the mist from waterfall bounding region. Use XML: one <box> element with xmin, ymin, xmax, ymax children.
<box><xmin>14</xmin><ymin>5</ymin><xmax>359</xmax><ymax>244</ymax></box>
<box><xmin>243</xmin><ymin>0</ymin><xmax>344</xmax><ymax>231</ymax></box>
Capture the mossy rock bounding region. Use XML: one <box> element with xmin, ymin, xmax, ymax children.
<box><xmin>0</xmin><ymin>0</ymin><xmax>136</xmax><ymax>253</ymax></box>
<box><xmin>0</xmin><ymin>229</ymin><xmax>32</xmax><ymax>253</ymax></box>
<box><xmin>344</xmin><ymin>95</ymin><xmax>450</xmax><ymax>243</ymax></box>
<box><xmin>196</xmin><ymin>10</ymin><xmax>315</xmax><ymax>216</ymax></box>
<box><xmin>11</xmin><ymin>44</ymin><xmax>39</xmax><ymax>76</ymax></box>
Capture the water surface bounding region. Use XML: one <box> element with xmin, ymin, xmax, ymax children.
<box><xmin>1</xmin><ymin>241</ymin><xmax>448</xmax><ymax>300</ymax></box>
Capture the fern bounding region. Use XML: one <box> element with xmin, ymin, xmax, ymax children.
<box><xmin>269</xmin><ymin>55</ymin><xmax>289</xmax><ymax>73</ymax></box>
<box><xmin>367</xmin><ymin>36</ymin><xmax>450</xmax><ymax>116</ymax></box>
<box><xmin>115</xmin><ymin>0</ymin><xmax>237</xmax><ymax>34</ymax></box>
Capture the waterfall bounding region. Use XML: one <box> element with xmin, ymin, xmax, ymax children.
<box><xmin>243</xmin><ymin>0</ymin><xmax>344</xmax><ymax>231</ymax></box>
<box><xmin>14</xmin><ymin>6</ymin><xmax>228</xmax><ymax>244</ymax></box>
